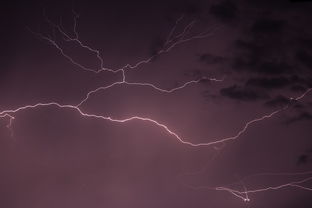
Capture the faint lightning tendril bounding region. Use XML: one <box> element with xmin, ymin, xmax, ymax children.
<box><xmin>215</xmin><ymin>172</ymin><xmax>312</xmax><ymax>201</ymax></box>
<box><xmin>182</xmin><ymin>171</ymin><xmax>312</xmax><ymax>202</ymax></box>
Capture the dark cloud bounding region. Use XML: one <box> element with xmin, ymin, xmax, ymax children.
<box><xmin>297</xmin><ymin>154</ymin><xmax>308</xmax><ymax>165</ymax></box>
<box><xmin>165</xmin><ymin>0</ymin><xmax>205</xmax><ymax>19</ymax></box>
<box><xmin>289</xmin><ymin>75</ymin><xmax>307</xmax><ymax>83</ymax></box>
<box><xmin>290</xmin><ymin>0</ymin><xmax>312</xmax><ymax>3</ymax></box>
<box><xmin>149</xmin><ymin>36</ymin><xmax>165</xmax><ymax>57</ymax></box>
<box><xmin>180</xmin><ymin>1</ymin><xmax>204</xmax><ymax>16</ymax></box>
<box><xmin>297</xmin><ymin>38</ymin><xmax>312</xmax><ymax>50</ymax></box>
<box><xmin>251</xmin><ymin>18</ymin><xmax>286</xmax><ymax>35</ymax></box>
<box><xmin>297</xmin><ymin>154</ymin><xmax>309</xmax><ymax>165</ymax></box>
<box><xmin>220</xmin><ymin>84</ymin><xmax>269</xmax><ymax>101</ymax></box>
<box><xmin>0</xmin><ymin>2</ymin><xmax>23</xmax><ymax>83</ymax></box>
<box><xmin>295</xmin><ymin>49</ymin><xmax>312</xmax><ymax>68</ymax></box>
<box><xmin>232</xmin><ymin>57</ymin><xmax>293</xmax><ymax>75</ymax></box>
<box><xmin>227</xmin><ymin>0</ymin><xmax>312</xmax><ymax>89</ymax></box>
<box><xmin>245</xmin><ymin>0</ymin><xmax>297</xmax><ymax>10</ymax></box>
<box><xmin>235</xmin><ymin>39</ymin><xmax>260</xmax><ymax>52</ymax></box>
<box><xmin>285</xmin><ymin>112</ymin><xmax>312</xmax><ymax>124</ymax></box>
<box><xmin>232</xmin><ymin>38</ymin><xmax>293</xmax><ymax>75</ymax></box>
<box><xmin>290</xmin><ymin>84</ymin><xmax>307</xmax><ymax>92</ymax></box>
<box><xmin>258</xmin><ymin>61</ymin><xmax>293</xmax><ymax>75</ymax></box>
<box><xmin>306</xmin><ymin>78</ymin><xmax>312</xmax><ymax>87</ymax></box>
<box><xmin>198</xmin><ymin>53</ymin><xmax>225</xmax><ymax>64</ymax></box>
<box><xmin>209</xmin><ymin>0</ymin><xmax>238</xmax><ymax>23</ymax></box>
<box><xmin>245</xmin><ymin>77</ymin><xmax>291</xmax><ymax>89</ymax></box>
<box><xmin>297</xmin><ymin>147</ymin><xmax>312</xmax><ymax>166</ymax></box>
<box><xmin>264</xmin><ymin>95</ymin><xmax>290</xmax><ymax>108</ymax></box>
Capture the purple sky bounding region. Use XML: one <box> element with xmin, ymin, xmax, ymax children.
<box><xmin>1</xmin><ymin>0</ymin><xmax>312</xmax><ymax>207</ymax></box>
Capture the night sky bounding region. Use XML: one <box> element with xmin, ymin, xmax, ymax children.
<box><xmin>1</xmin><ymin>0</ymin><xmax>312</xmax><ymax>207</ymax></box>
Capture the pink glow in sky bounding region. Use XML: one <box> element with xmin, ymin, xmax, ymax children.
<box><xmin>1</xmin><ymin>0</ymin><xmax>312</xmax><ymax>207</ymax></box>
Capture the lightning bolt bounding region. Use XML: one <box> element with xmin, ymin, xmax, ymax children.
<box><xmin>1</xmin><ymin>9</ymin><xmax>312</xmax><ymax>202</ymax></box>
<box><xmin>1</xmin><ymin>88</ymin><xmax>310</xmax><ymax>147</ymax></box>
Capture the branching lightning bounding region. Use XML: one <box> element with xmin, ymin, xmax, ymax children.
<box><xmin>1</xmin><ymin>9</ymin><xmax>312</xmax><ymax>203</ymax></box>
<box><xmin>215</xmin><ymin>171</ymin><xmax>312</xmax><ymax>201</ymax></box>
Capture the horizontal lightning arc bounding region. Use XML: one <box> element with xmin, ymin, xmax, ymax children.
<box><xmin>1</xmin><ymin>88</ymin><xmax>311</xmax><ymax>147</ymax></box>
<box><xmin>216</xmin><ymin>175</ymin><xmax>312</xmax><ymax>200</ymax></box>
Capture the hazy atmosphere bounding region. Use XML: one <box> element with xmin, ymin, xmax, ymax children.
<box><xmin>1</xmin><ymin>0</ymin><xmax>312</xmax><ymax>207</ymax></box>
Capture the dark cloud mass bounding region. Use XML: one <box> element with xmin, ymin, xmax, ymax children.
<box><xmin>251</xmin><ymin>18</ymin><xmax>286</xmax><ymax>35</ymax></box>
<box><xmin>198</xmin><ymin>53</ymin><xmax>225</xmax><ymax>64</ymax></box>
<box><xmin>295</xmin><ymin>49</ymin><xmax>312</xmax><ymax>68</ymax></box>
<box><xmin>285</xmin><ymin>111</ymin><xmax>312</xmax><ymax>124</ymax></box>
<box><xmin>209</xmin><ymin>0</ymin><xmax>238</xmax><ymax>23</ymax></box>
<box><xmin>220</xmin><ymin>84</ymin><xmax>269</xmax><ymax>101</ymax></box>
<box><xmin>264</xmin><ymin>95</ymin><xmax>290</xmax><ymax>108</ymax></box>
<box><xmin>246</xmin><ymin>77</ymin><xmax>291</xmax><ymax>89</ymax></box>
<box><xmin>290</xmin><ymin>84</ymin><xmax>307</xmax><ymax>92</ymax></box>
<box><xmin>231</xmin><ymin>38</ymin><xmax>294</xmax><ymax>75</ymax></box>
